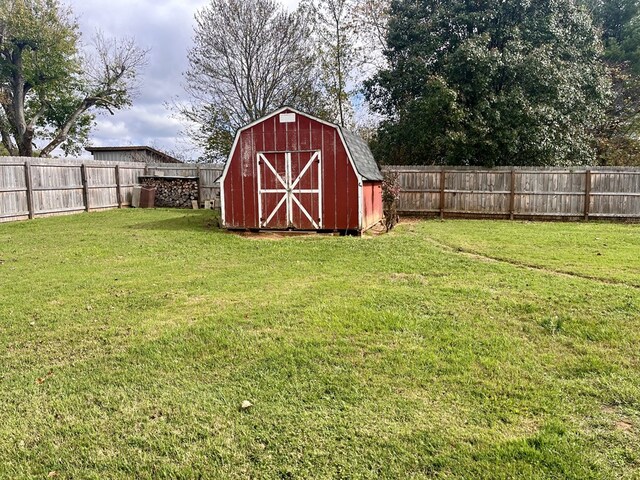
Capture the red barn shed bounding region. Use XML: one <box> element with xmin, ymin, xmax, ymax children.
<box><xmin>219</xmin><ymin>107</ymin><xmax>383</xmax><ymax>233</ymax></box>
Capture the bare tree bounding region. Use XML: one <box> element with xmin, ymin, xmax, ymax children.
<box><xmin>309</xmin><ymin>0</ymin><xmax>359</xmax><ymax>127</ymax></box>
<box><xmin>307</xmin><ymin>0</ymin><xmax>389</xmax><ymax>128</ymax></box>
<box><xmin>180</xmin><ymin>0</ymin><xmax>329</xmax><ymax>161</ymax></box>
<box><xmin>351</xmin><ymin>0</ymin><xmax>390</xmax><ymax>73</ymax></box>
<box><xmin>38</xmin><ymin>34</ymin><xmax>148</xmax><ymax>157</ymax></box>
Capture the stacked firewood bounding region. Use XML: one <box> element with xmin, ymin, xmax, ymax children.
<box><xmin>140</xmin><ymin>177</ymin><xmax>199</xmax><ymax>208</ymax></box>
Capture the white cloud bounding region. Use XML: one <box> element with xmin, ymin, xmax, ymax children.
<box><xmin>63</xmin><ymin>0</ymin><xmax>301</xmax><ymax>157</ymax></box>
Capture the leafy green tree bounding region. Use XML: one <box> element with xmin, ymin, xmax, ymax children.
<box><xmin>584</xmin><ymin>0</ymin><xmax>640</xmax><ymax>165</ymax></box>
<box><xmin>365</xmin><ymin>0</ymin><xmax>611</xmax><ymax>166</ymax></box>
<box><xmin>0</xmin><ymin>0</ymin><xmax>147</xmax><ymax>157</ymax></box>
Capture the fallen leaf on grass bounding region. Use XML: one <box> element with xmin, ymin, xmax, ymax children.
<box><xmin>48</xmin><ymin>471</ymin><xmax>58</xmax><ymax>478</ymax></box>
<box><xmin>36</xmin><ymin>370</ymin><xmax>54</xmax><ymax>384</ymax></box>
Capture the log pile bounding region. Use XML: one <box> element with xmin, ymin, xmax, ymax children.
<box><xmin>140</xmin><ymin>176</ymin><xmax>199</xmax><ymax>208</ymax></box>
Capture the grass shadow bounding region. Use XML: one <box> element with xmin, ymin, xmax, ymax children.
<box><xmin>129</xmin><ymin>209</ymin><xmax>220</xmax><ymax>232</ymax></box>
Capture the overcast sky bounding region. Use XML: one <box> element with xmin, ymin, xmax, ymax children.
<box><xmin>66</xmin><ymin>0</ymin><xmax>299</xmax><ymax>159</ymax></box>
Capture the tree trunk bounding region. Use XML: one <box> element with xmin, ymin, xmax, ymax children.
<box><xmin>336</xmin><ymin>20</ymin><xmax>345</xmax><ymax>127</ymax></box>
<box><xmin>9</xmin><ymin>46</ymin><xmax>34</xmax><ymax>157</ymax></box>
<box><xmin>18</xmin><ymin>129</ymin><xmax>34</xmax><ymax>157</ymax></box>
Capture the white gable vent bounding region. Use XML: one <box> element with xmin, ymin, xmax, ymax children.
<box><xmin>279</xmin><ymin>113</ymin><xmax>296</xmax><ymax>123</ymax></box>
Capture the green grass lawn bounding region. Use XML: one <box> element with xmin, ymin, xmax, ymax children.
<box><xmin>1</xmin><ymin>210</ymin><xmax>639</xmax><ymax>479</ymax></box>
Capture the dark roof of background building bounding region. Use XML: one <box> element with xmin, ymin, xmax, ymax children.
<box><xmin>85</xmin><ymin>146</ymin><xmax>183</xmax><ymax>164</ymax></box>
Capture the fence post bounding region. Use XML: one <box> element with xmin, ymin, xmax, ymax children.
<box><xmin>509</xmin><ymin>169</ymin><xmax>516</xmax><ymax>220</ymax></box>
<box><xmin>584</xmin><ymin>169</ymin><xmax>591</xmax><ymax>220</ymax></box>
<box><xmin>439</xmin><ymin>167</ymin><xmax>446</xmax><ymax>219</ymax></box>
<box><xmin>80</xmin><ymin>164</ymin><xmax>89</xmax><ymax>212</ymax></box>
<box><xmin>115</xmin><ymin>165</ymin><xmax>122</xmax><ymax>208</ymax></box>
<box><xmin>24</xmin><ymin>161</ymin><xmax>34</xmax><ymax>219</ymax></box>
<box><xmin>196</xmin><ymin>164</ymin><xmax>202</xmax><ymax>207</ymax></box>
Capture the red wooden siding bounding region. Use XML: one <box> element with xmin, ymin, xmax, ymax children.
<box><xmin>362</xmin><ymin>182</ymin><xmax>383</xmax><ymax>230</ymax></box>
<box><xmin>223</xmin><ymin>109</ymin><xmax>360</xmax><ymax>230</ymax></box>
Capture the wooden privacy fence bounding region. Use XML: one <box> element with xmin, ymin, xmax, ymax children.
<box><xmin>0</xmin><ymin>157</ymin><xmax>223</xmax><ymax>223</ymax></box>
<box><xmin>384</xmin><ymin>166</ymin><xmax>640</xmax><ymax>220</ymax></box>
<box><xmin>3</xmin><ymin>158</ymin><xmax>639</xmax><ymax>223</ymax></box>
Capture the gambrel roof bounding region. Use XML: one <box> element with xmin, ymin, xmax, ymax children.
<box><xmin>338</xmin><ymin>127</ymin><xmax>384</xmax><ymax>182</ymax></box>
<box><xmin>221</xmin><ymin>107</ymin><xmax>382</xmax><ymax>183</ymax></box>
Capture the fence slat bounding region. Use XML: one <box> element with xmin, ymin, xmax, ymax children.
<box><xmin>439</xmin><ymin>169</ymin><xmax>445</xmax><ymax>219</ymax></box>
<box><xmin>115</xmin><ymin>165</ymin><xmax>122</xmax><ymax>208</ymax></box>
<box><xmin>509</xmin><ymin>170</ymin><xmax>515</xmax><ymax>220</ymax></box>
<box><xmin>24</xmin><ymin>161</ymin><xmax>34</xmax><ymax>219</ymax></box>
<box><xmin>584</xmin><ymin>169</ymin><xmax>591</xmax><ymax>220</ymax></box>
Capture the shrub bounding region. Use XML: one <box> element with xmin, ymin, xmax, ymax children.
<box><xmin>382</xmin><ymin>171</ymin><xmax>400</xmax><ymax>231</ymax></box>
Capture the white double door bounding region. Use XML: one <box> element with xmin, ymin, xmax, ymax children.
<box><xmin>257</xmin><ymin>150</ymin><xmax>322</xmax><ymax>229</ymax></box>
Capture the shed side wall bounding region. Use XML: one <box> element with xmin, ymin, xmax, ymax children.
<box><xmin>362</xmin><ymin>181</ymin><xmax>383</xmax><ymax>230</ymax></box>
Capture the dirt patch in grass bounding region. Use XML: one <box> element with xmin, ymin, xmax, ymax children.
<box><xmin>616</xmin><ymin>420</ymin><xmax>634</xmax><ymax>432</ymax></box>
<box><xmin>389</xmin><ymin>272</ymin><xmax>429</xmax><ymax>284</ymax></box>
<box><xmin>233</xmin><ymin>230</ymin><xmax>327</xmax><ymax>240</ymax></box>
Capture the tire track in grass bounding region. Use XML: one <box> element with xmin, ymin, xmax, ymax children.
<box><xmin>423</xmin><ymin>235</ymin><xmax>640</xmax><ymax>291</ymax></box>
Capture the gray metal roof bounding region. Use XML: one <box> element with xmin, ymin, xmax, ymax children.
<box><xmin>338</xmin><ymin>127</ymin><xmax>383</xmax><ymax>181</ymax></box>
<box><xmin>85</xmin><ymin>146</ymin><xmax>183</xmax><ymax>164</ymax></box>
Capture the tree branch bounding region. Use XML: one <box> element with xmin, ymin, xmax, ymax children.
<box><xmin>38</xmin><ymin>98</ymin><xmax>90</xmax><ymax>157</ymax></box>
